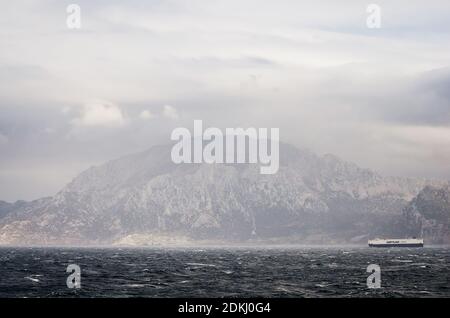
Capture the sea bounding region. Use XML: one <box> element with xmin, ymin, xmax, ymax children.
<box><xmin>0</xmin><ymin>246</ymin><xmax>449</xmax><ymax>298</ymax></box>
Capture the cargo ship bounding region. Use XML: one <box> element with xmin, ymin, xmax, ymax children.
<box><xmin>368</xmin><ymin>238</ymin><xmax>424</xmax><ymax>247</ymax></box>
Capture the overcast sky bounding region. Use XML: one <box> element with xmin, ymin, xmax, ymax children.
<box><xmin>1</xmin><ymin>0</ymin><xmax>450</xmax><ymax>201</ymax></box>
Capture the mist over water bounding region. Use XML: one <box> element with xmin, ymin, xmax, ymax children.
<box><xmin>0</xmin><ymin>247</ymin><xmax>449</xmax><ymax>298</ymax></box>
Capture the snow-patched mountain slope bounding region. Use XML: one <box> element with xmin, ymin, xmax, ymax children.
<box><xmin>0</xmin><ymin>143</ymin><xmax>446</xmax><ymax>245</ymax></box>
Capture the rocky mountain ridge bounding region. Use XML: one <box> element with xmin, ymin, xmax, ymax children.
<box><xmin>0</xmin><ymin>142</ymin><xmax>447</xmax><ymax>246</ymax></box>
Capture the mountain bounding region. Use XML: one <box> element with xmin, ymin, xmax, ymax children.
<box><xmin>400</xmin><ymin>186</ymin><xmax>450</xmax><ymax>244</ymax></box>
<box><xmin>0</xmin><ymin>200</ymin><xmax>29</xmax><ymax>219</ymax></box>
<box><xmin>0</xmin><ymin>142</ymin><xmax>447</xmax><ymax>246</ymax></box>
<box><xmin>0</xmin><ymin>201</ymin><xmax>13</xmax><ymax>218</ymax></box>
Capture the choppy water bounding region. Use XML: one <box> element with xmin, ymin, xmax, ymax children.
<box><xmin>0</xmin><ymin>246</ymin><xmax>449</xmax><ymax>297</ymax></box>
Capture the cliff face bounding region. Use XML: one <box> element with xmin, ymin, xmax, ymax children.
<box><xmin>0</xmin><ymin>142</ymin><xmax>447</xmax><ymax>246</ymax></box>
<box><xmin>402</xmin><ymin>186</ymin><xmax>450</xmax><ymax>244</ymax></box>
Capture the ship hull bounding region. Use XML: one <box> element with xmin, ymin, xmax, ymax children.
<box><xmin>368</xmin><ymin>243</ymin><xmax>424</xmax><ymax>248</ymax></box>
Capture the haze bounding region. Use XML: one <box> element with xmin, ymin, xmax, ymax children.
<box><xmin>1</xmin><ymin>0</ymin><xmax>450</xmax><ymax>201</ymax></box>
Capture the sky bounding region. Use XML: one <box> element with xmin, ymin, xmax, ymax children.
<box><xmin>0</xmin><ymin>0</ymin><xmax>450</xmax><ymax>201</ymax></box>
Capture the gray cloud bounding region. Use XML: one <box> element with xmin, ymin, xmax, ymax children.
<box><xmin>1</xmin><ymin>1</ymin><xmax>450</xmax><ymax>201</ymax></box>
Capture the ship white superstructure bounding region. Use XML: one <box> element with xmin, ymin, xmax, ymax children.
<box><xmin>368</xmin><ymin>238</ymin><xmax>424</xmax><ymax>247</ymax></box>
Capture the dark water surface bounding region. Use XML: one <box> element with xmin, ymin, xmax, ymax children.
<box><xmin>0</xmin><ymin>246</ymin><xmax>449</xmax><ymax>297</ymax></box>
